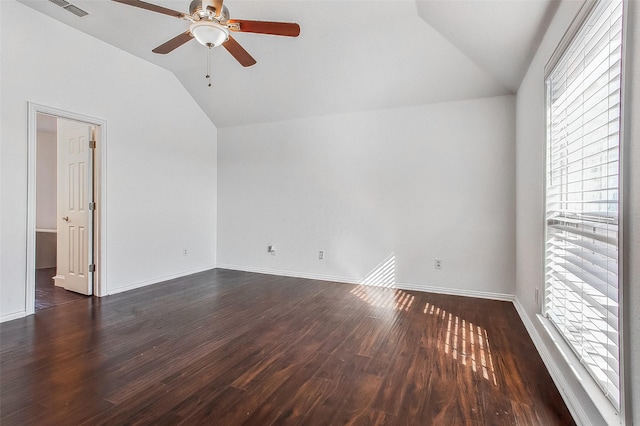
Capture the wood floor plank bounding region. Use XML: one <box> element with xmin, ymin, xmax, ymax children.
<box><xmin>344</xmin><ymin>408</ymin><xmax>397</xmax><ymax>426</ymax></box>
<box><xmin>0</xmin><ymin>269</ymin><xmax>575</xmax><ymax>425</ymax></box>
<box><xmin>264</xmin><ymin>377</ymin><xmax>336</xmax><ymax>425</ymax></box>
<box><xmin>35</xmin><ymin>268</ymin><xmax>88</xmax><ymax>310</ymax></box>
<box><xmin>325</xmin><ymin>373</ymin><xmax>384</xmax><ymax>425</ymax></box>
<box><xmin>238</xmin><ymin>352</ymin><xmax>330</xmax><ymax>424</ymax></box>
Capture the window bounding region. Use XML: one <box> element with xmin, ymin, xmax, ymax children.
<box><xmin>544</xmin><ymin>0</ymin><xmax>623</xmax><ymax>410</ymax></box>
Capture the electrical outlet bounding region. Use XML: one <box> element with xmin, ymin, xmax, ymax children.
<box><xmin>319</xmin><ymin>251</ymin><xmax>324</xmax><ymax>260</ymax></box>
<box><xmin>434</xmin><ymin>258</ymin><xmax>442</xmax><ymax>269</ymax></box>
<box><xmin>268</xmin><ymin>245</ymin><xmax>276</xmax><ymax>255</ymax></box>
<box><xmin>535</xmin><ymin>287</ymin><xmax>540</xmax><ymax>305</ymax></box>
<box><xmin>183</xmin><ymin>248</ymin><xmax>188</xmax><ymax>256</ymax></box>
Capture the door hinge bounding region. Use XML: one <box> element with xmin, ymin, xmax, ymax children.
<box><xmin>89</xmin><ymin>201</ymin><xmax>96</xmax><ymax>210</ymax></box>
<box><xmin>89</xmin><ymin>140</ymin><xmax>96</xmax><ymax>149</ymax></box>
<box><xmin>89</xmin><ymin>264</ymin><xmax>95</xmax><ymax>273</ymax></box>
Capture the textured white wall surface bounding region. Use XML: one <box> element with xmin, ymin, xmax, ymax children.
<box><xmin>218</xmin><ymin>96</ymin><xmax>516</xmax><ymax>298</ymax></box>
<box><xmin>0</xmin><ymin>0</ymin><xmax>218</xmax><ymax>320</ymax></box>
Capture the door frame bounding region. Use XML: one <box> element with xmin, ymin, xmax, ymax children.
<box><xmin>26</xmin><ymin>103</ymin><xmax>107</xmax><ymax>314</ymax></box>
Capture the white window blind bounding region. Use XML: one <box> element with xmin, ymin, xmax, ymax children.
<box><xmin>544</xmin><ymin>0</ymin><xmax>623</xmax><ymax>409</ymax></box>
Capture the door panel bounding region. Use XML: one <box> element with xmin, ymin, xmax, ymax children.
<box><xmin>55</xmin><ymin>119</ymin><xmax>93</xmax><ymax>295</ymax></box>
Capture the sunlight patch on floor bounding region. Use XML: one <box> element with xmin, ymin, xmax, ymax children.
<box><xmin>350</xmin><ymin>286</ymin><xmax>415</xmax><ymax>312</ymax></box>
<box><xmin>425</xmin><ymin>301</ymin><xmax>497</xmax><ymax>385</ymax></box>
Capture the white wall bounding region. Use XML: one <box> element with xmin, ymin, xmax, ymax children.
<box><xmin>515</xmin><ymin>0</ymin><xmax>639</xmax><ymax>424</ymax></box>
<box><xmin>0</xmin><ymin>0</ymin><xmax>218</xmax><ymax>321</ymax></box>
<box><xmin>218</xmin><ymin>96</ymin><xmax>516</xmax><ymax>298</ymax></box>
<box><xmin>36</xmin><ymin>129</ymin><xmax>57</xmax><ymax>231</ymax></box>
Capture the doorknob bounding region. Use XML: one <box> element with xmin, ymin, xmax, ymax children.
<box><xmin>62</xmin><ymin>216</ymin><xmax>69</xmax><ymax>222</ymax></box>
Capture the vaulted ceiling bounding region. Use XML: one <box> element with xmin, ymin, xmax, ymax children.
<box><xmin>19</xmin><ymin>0</ymin><xmax>561</xmax><ymax>127</ymax></box>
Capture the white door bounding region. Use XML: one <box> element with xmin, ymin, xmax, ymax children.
<box><xmin>54</xmin><ymin>119</ymin><xmax>93</xmax><ymax>295</ymax></box>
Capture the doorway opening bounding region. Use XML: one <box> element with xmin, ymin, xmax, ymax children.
<box><xmin>27</xmin><ymin>104</ymin><xmax>106</xmax><ymax>315</ymax></box>
<box><xmin>35</xmin><ymin>114</ymin><xmax>91</xmax><ymax>309</ymax></box>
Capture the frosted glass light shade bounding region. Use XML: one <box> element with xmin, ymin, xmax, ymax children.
<box><xmin>190</xmin><ymin>21</ymin><xmax>229</xmax><ymax>47</ymax></box>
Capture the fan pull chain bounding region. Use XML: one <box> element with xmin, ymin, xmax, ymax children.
<box><xmin>206</xmin><ymin>44</ymin><xmax>212</xmax><ymax>87</ymax></box>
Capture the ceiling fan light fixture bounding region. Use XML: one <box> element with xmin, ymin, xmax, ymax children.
<box><xmin>190</xmin><ymin>21</ymin><xmax>229</xmax><ymax>47</ymax></box>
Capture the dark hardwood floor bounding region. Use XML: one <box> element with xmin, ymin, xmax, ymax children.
<box><xmin>0</xmin><ymin>269</ymin><xmax>574</xmax><ymax>425</ymax></box>
<box><xmin>35</xmin><ymin>267</ymin><xmax>88</xmax><ymax>310</ymax></box>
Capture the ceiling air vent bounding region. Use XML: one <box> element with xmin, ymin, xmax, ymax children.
<box><xmin>48</xmin><ymin>0</ymin><xmax>89</xmax><ymax>17</ymax></box>
<box><xmin>64</xmin><ymin>4</ymin><xmax>89</xmax><ymax>17</ymax></box>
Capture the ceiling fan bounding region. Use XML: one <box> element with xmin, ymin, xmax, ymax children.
<box><xmin>112</xmin><ymin>0</ymin><xmax>301</xmax><ymax>67</ymax></box>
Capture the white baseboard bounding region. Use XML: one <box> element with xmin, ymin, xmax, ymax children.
<box><xmin>396</xmin><ymin>281</ymin><xmax>514</xmax><ymax>302</ymax></box>
<box><xmin>216</xmin><ymin>264</ymin><xmax>514</xmax><ymax>302</ymax></box>
<box><xmin>107</xmin><ymin>264</ymin><xmax>218</xmax><ymax>296</ymax></box>
<box><xmin>215</xmin><ymin>263</ymin><xmax>361</xmax><ymax>285</ymax></box>
<box><xmin>513</xmin><ymin>297</ymin><xmax>592</xmax><ymax>426</ymax></box>
<box><xmin>0</xmin><ymin>310</ymin><xmax>27</xmax><ymax>323</ymax></box>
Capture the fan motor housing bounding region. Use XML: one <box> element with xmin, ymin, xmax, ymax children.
<box><xmin>189</xmin><ymin>0</ymin><xmax>229</xmax><ymax>22</ymax></box>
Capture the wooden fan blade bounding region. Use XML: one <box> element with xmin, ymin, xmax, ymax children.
<box><xmin>112</xmin><ymin>0</ymin><xmax>186</xmax><ymax>18</ymax></box>
<box><xmin>152</xmin><ymin>31</ymin><xmax>194</xmax><ymax>54</ymax></box>
<box><xmin>223</xmin><ymin>36</ymin><xmax>257</xmax><ymax>67</ymax></box>
<box><xmin>227</xmin><ymin>20</ymin><xmax>300</xmax><ymax>37</ymax></box>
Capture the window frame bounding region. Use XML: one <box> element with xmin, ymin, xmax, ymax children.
<box><xmin>541</xmin><ymin>0</ymin><xmax>631</xmax><ymax>421</ymax></box>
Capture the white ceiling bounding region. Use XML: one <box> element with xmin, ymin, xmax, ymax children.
<box><xmin>18</xmin><ymin>0</ymin><xmax>561</xmax><ymax>128</ymax></box>
<box><xmin>416</xmin><ymin>0</ymin><xmax>561</xmax><ymax>92</ymax></box>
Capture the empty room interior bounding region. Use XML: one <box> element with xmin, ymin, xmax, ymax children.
<box><xmin>0</xmin><ymin>0</ymin><xmax>638</xmax><ymax>424</ymax></box>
